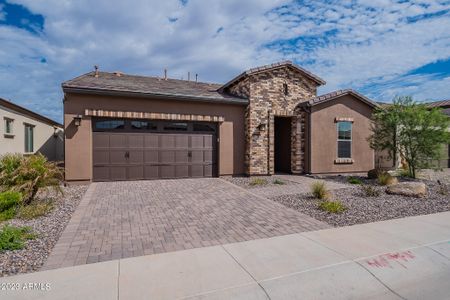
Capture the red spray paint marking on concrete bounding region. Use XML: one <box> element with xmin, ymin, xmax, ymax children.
<box><xmin>365</xmin><ymin>251</ymin><xmax>415</xmax><ymax>269</ymax></box>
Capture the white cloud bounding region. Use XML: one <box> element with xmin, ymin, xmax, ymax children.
<box><xmin>0</xmin><ymin>0</ymin><xmax>449</xmax><ymax>121</ymax></box>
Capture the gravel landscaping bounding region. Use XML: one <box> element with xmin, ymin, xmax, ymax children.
<box><xmin>0</xmin><ymin>185</ymin><xmax>88</xmax><ymax>277</ymax></box>
<box><xmin>272</xmin><ymin>178</ymin><xmax>449</xmax><ymax>227</ymax></box>
<box><xmin>222</xmin><ymin>175</ymin><xmax>299</xmax><ymax>189</ymax></box>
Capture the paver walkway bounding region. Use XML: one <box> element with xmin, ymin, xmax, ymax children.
<box><xmin>44</xmin><ymin>178</ymin><xmax>328</xmax><ymax>269</ymax></box>
<box><xmin>5</xmin><ymin>212</ymin><xmax>450</xmax><ymax>300</ymax></box>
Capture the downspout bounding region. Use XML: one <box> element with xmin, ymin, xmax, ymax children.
<box><xmin>267</xmin><ymin>109</ymin><xmax>271</xmax><ymax>175</ymax></box>
<box><xmin>307</xmin><ymin>105</ymin><xmax>312</xmax><ymax>174</ymax></box>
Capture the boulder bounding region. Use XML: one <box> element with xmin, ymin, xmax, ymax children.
<box><xmin>386</xmin><ymin>182</ymin><xmax>427</xmax><ymax>198</ymax></box>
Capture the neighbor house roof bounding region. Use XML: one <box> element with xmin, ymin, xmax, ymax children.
<box><xmin>298</xmin><ymin>89</ymin><xmax>379</xmax><ymax>109</ymax></box>
<box><xmin>425</xmin><ymin>99</ymin><xmax>450</xmax><ymax>108</ymax></box>
<box><xmin>0</xmin><ymin>98</ymin><xmax>62</xmax><ymax>128</ymax></box>
<box><xmin>62</xmin><ymin>71</ymin><xmax>249</xmax><ymax>105</ymax></box>
<box><xmin>220</xmin><ymin>60</ymin><xmax>326</xmax><ymax>90</ymax></box>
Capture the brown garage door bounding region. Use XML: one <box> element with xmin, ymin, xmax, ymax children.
<box><xmin>92</xmin><ymin>119</ymin><xmax>217</xmax><ymax>181</ymax></box>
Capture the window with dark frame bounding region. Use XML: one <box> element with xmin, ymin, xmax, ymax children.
<box><xmin>163</xmin><ymin>122</ymin><xmax>188</xmax><ymax>131</ymax></box>
<box><xmin>337</xmin><ymin>121</ymin><xmax>352</xmax><ymax>158</ymax></box>
<box><xmin>193</xmin><ymin>123</ymin><xmax>215</xmax><ymax>132</ymax></box>
<box><xmin>131</xmin><ymin>121</ymin><xmax>157</xmax><ymax>130</ymax></box>
<box><xmin>24</xmin><ymin>124</ymin><xmax>34</xmax><ymax>153</ymax></box>
<box><xmin>95</xmin><ymin>120</ymin><xmax>125</xmax><ymax>130</ymax></box>
<box><xmin>4</xmin><ymin>118</ymin><xmax>13</xmax><ymax>134</ymax></box>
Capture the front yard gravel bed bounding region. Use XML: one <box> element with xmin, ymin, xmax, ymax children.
<box><xmin>0</xmin><ymin>185</ymin><xmax>88</xmax><ymax>277</ymax></box>
<box><xmin>222</xmin><ymin>175</ymin><xmax>299</xmax><ymax>189</ymax></box>
<box><xmin>271</xmin><ymin>180</ymin><xmax>449</xmax><ymax>227</ymax></box>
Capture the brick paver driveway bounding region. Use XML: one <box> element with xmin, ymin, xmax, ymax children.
<box><xmin>45</xmin><ymin>178</ymin><xmax>328</xmax><ymax>269</ymax></box>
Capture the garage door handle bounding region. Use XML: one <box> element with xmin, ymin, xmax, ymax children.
<box><xmin>125</xmin><ymin>151</ymin><xmax>130</xmax><ymax>158</ymax></box>
<box><xmin>188</xmin><ymin>151</ymin><xmax>192</xmax><ymax>158</ymax></box>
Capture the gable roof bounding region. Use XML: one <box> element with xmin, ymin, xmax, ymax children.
<box><xmin>62</xmin><ymin>71</ymin><xmax>248</xmax><ymax>105</ymax></box>
<box><xmin>298</xmin><ymin>89</ymin><xmax>379</xmax><ymax>109</ymax></box>
<box><xmin>220</xmin><ymin>60</ymin><xmax>326</xmax><ymax>90</ymax></box>
<box><xmin>0</xmin><ymin>98</ymin><xmax>62</xmax><ymax>128</ymax></box>
<box><xmin>425</xmin><ymin>99</ymin><xmax>450</xmax><ymax>108</ymax></box>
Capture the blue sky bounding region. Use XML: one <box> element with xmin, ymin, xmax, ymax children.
<box><xmin>0</xmin><ymin>0</ymin><xmax>449</xmax><ymax>122</ymax></box>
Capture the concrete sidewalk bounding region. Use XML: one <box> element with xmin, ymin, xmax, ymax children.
<box><xmin>2</xmin><ymin>212</ymin><xmax>450</xmax><ymax>300</ymax></box>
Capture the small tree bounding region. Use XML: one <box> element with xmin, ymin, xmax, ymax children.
<box><xmin>369</xmin><ymin>96</ymin><xmax>450</xmax><ymax>178</ymax></box>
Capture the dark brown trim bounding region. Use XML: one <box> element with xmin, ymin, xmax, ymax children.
<box><xmin>0</xmin><ymin>98</ymin><xmax>62</xmax><ymax>128</ymax></box>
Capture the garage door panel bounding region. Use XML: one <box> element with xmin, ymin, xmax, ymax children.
<box><xmin>160</xmin><ymin>151</ymin><xmax>175</xmax><ymax>163</ymax></box>
<box><xmin>176</xmin><ymin>165</ymin><xmax>189</xmax><ymax>178</ymax></box>
<box><xmin>160</xmin><ymin>165</ymin><xmax>175</xmax><ymax>178</ymax></box>
<box><xmin>144</xmin><ymin>135</ymin><xmax>159</xmax><ymax>148</ymax></box>
<box><xmin>161</xmin><ymin>135</ymin><xmax>175</xmax><ymax>148</ymax></box>
<box><xmin>93</xmin><ymin>150</ymin><xmax>109</xmax><ymax>165</ymax></box>
<box><xmin>144</xmin><ymin>166</ymin><xmax>159</xmax><ymax>179</ymax></box>
<box><xmin>109</xmin><ymin>135</ymin><xmax>127</xmax><ymax>148</ymax></box>
<box><xmin>176</xmin><ymin>135</ymin><xmax>189</xmax><ymax>148</ymax></box>
<box><xmin>191</xmin><ymin>165</ymin><xmax>203</xmax><ymax>177</ymax></box>
<box><xmin>129</xmin><ymin>150</ymin><xmax>144</xmax><ymax>164</ymax></box>
<box><xmin>144</xmin><ymin>150</ymin><xmax>159</xmax><ymax>163</ymax></box>
<box><xmin>204</xmin><ymin>151</ymin><xmax>213</xmax><ymax>163</ymax></box>
<box><xmin>191</xmin><ymin>150</ymin><xmax>203</xmax><ymax>163</ymax></box>
<box><xmin>191</xmin><ymin>135</ymin><xmax>204</xmax><ymax>148</ymax></box>
<box><xmin>204</xmin><ymin>165</ymin><xmax>213</xmax><ymax>177</ymax></box>
<box><xmin>93</xmin><ymin>167</ymin><xmax>110</xmax><ymax>181</ymax></box>
<box><xmin>129</xmin><ymin>135</ymin><xmax>144</xmax><ymax>148</ymax></box>
<box><xmin>109</xmin><ymin>151</ymin><xmax>127</xmax><ymax>164</ymax></box>
<box><xmin>204</xmin><ymin>135</ymin><xmax>213</xmax><ymax>148</ymax></box>
<box><xmin>93</xmin><ymin>134</ymin><xmax>109</xmax><ymax>148</ymax></box>
<box><xmin>128</xmin><ymin>166</ymin><xmax>144</xmax><ymax>180</ymax></box>
<box><xmin>176</xmin><ymin>151</ymin><xmax>189</xmax><ymax>163</ymax></box>
<box><xmin>110</xmin><ymin>167</ymin><xmax>127</xmax><ymax>181</ymax></box>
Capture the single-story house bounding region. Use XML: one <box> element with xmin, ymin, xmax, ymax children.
<box><xmin>63</xmin><ymin>61</ymin><xmax>379</xmax><ymax>182</ymax></box>
<box><xmin>427</xmin><ymin>99</ymin><xmax>450</xmax><ymax>168</ymax></box>
<box><xmin>0</xmin><ymin>98</ymin><xmax>64</xmax><ymax>161</ymax></box>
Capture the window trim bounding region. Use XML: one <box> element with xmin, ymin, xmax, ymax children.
<box><xmin>4</xmin><ymin>117</ymin><xmax>14</xmax><ymax>137</ymax></box>
<box><xmin>336</xmin><ymin>121</ymin><xmax>352</xmax><ymax>159</ymax></box>
<box><xmin>24</xmin><ymin>123</ymin><xmax>35</xmax><ymax>153</ymax></box>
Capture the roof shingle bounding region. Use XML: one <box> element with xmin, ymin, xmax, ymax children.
<box><xmin>62</xmin><ymin>71</ymin><xmax>248</xmax><ymax>105</ymax></box>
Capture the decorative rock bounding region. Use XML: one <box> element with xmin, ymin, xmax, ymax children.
<box><xmin>386</xmin><ymin>182</ymin><xmax>427</xmax><ymax>198</ymax></box>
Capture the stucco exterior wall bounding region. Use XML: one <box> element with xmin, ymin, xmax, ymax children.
<box><xmin>308</xmin><ymin>95</ymin><xmax>375</xmax><ymax>174</ymax></box>
<box><xmin>64</xmin><ymin>93</ymin><xmax>246</xmax><ymax>181</ymax></box>
<box><xmin>0</xmin><ymin>104</ymin><xmax>63</xmax><ymax>161</ymax></box>
<box><xmin>226</xmin><ymin>66</ymin><xmax>318</xmax><ymax>175</ymax></box>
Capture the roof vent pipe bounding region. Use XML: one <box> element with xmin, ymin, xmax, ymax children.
<box><xmin>195</xmin><ymin>73</ymin><xmax>198</xmax><ymax>83</ymax></box>
<box><xmin>94</xmin><ymin>65</ymin><xmax>99</xmax><ymax>78</ymax></box>
<box><xmin>188</xmin><ymin>72</ymin><xmax>190</xmax><ymax>81</ymax></box>
<box><xmin>164</xmin><ymin>69</ymin><xmax>167</xmax><ymax>80</ymax></box>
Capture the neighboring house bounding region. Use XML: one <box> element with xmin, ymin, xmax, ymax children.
<box><xmin>0</xmin><ymin>98</ymin><xmax>64</xmax><ymax>161</ymax></box>
<box><xmin>63</xmin><ymin>61</ymin><xmax>379</xmax><ymax>182</ymax></box>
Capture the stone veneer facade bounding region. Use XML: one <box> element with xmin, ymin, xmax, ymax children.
<box><xmin>225</xmin><ymin>66</ymin><xmax>319</xmax><ymax>175</ymax></box>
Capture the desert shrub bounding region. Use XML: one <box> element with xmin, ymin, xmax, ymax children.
<box><xmin>249</xmin><ymin>178</ymin><xmax>268</xmax><ymax>186</ymax></box>
<box><xmin>0</xmin><ymin>154</ymin><xmax>23</xmax><ymax>188</ymax></box>
<box><xmin>361</xmin><ymin>185</ymin><xmax>381</xmax><ymax>197</ymax></box>
<box><xmin>17</xmin><ymin>201</ymin><xmax>54</xmax><ymax>220</ymax></box>
<box><xmin>273</xmin><ymin>179</ymin><xmax>285</xmax><ymax>185</ymax></box>
<box><xmin>367</xmin><ymin>168</ymin><xmax>383</xmax><ymax>179</ymax></box>
<box><xmin>0</xmin><ymin>191</ymin><xmax>22</xmax><ymax>221</ymax></box>
<box><xmin>0</xmin><ymin>154</ymin><xmax>63</xmax><ymax>204</ymax></box>
<box><xmin>318</xmin><ymin>200</ymin><xmax>347</xmax><ymax>214</ymax></box>
<box><xmin>437</xmin><ymin>180</ymin><xmax>448</xmax><ymax>195</ymax></box>
<box><xmin>0</xmin><ymin>225</ymin><xmax>36</xmax><ymax>251</ymax></box>
<box><xmin>311</xmin><ymin>181</ymin><xmax>329</xmax><ymax>199</ymax></box>
<box><xmin>377</xmin><ymin>172</ymin><xmax>398</xmax><ymax>186</ymax></box>
<box><xmin>347</xmin><ymin>177</ymin><xmax>363</xmax><ymax>184</ymax></box>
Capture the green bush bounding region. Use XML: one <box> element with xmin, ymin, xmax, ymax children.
<box><xmin>0</xmin><ymin>191</ymin><xmax>21</xmax><ymax>222</ymax></box>
<box><xmin>0</xmin><ymin>191</ymin><xmax>22</xmax><ymax>212</ymax></box>
<box><xmin>0</xmin><ymin>154</ymin><xmax>63</xmax><ymax>204</ymax></box>
<box><xmin>347</xmin><ymin>177</ymin><xmax>363</xmax><ymax>184</ymax></box>
<box><xmin>17</xmin><ymin>201</ymin><xmax>54</xmax><ymax>220</ymax></box>
<box><xmin>249</xmin><ymin>178</ymin><xmax>268</xmax><ymax>186</ymax></box>
<box><xmin>377</xmin><ymin>172</ymin><xmax>398</xmax><ymax>186</ymax></box>
<box><xmin>361</xmin><ymin>185</ymin><xmax>381</xmax><ymax>197</ymax></box>
<box><xmin>273</xmin><ymin>179</ymin><xmax>285</xmax><ymax>185</ymax></box>
<box><xmin>318</xmin><ymin>200</ymin><xmax>347</xmax><ymax>214</ymax></box>
<box><xmin>0</xmin><ymin>225</ymin><xmax>36</xmax><ymax>251</ymax></box>
<box><xmin>311</xmin><ymin>181</ymin><xmax>329</xmax><ymax>199</ymax></box>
